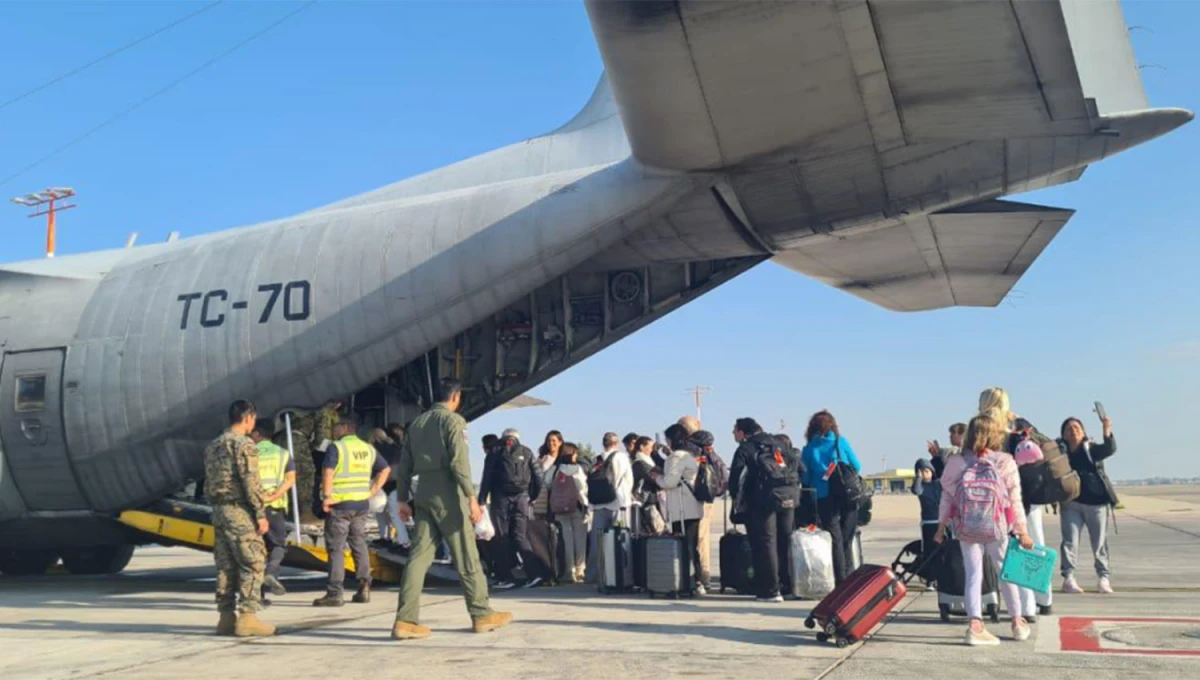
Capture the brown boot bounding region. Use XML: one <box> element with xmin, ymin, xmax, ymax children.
<box><xmin>234</xmin><ymin>612</ymin><xmax>277</xmax><ymax>637</ymax></box>
<box><xmin>391</xmin><ymin>621</ymin><xmax>432</xmax><ymax>640</ymax></box>
<box><xmin>352</xmin><ymin>582</ymin><xmax>370</xmax><ymax>604</ymax></box>
<box><xmin>472</xmin><ymin>611</ymin><xmax>513</xmax><ymax>634</ymax></box>
<box><xmin>216</xmin><ymin>612</ymin><xmax>237</xmax><ymax>636</ymax></box>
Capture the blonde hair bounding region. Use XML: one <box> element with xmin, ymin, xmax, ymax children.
<box><xmin>978</xmin><ymin>387</ymin><xmax>1013</xmax><ymax>425</ymax></box>
<box><xmin>964</xmin><ymin>414</ymin><xmax>1006</xmax><ymax>454</ymax></box>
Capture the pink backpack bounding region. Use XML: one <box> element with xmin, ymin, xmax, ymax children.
<box><xmin>951</xmin><ymin>452</ymin><xmax>1011</xmax><ymax>544</ymax></box>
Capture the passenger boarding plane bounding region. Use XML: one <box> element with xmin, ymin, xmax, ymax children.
<box><xmin>0</xmin><ymin>0</ymin><xmax>1190</xmax><ymax>574</ymax></box>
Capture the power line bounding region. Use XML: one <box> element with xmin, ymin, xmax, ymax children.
<box><xmin>0</xmin><ymin>0</ymin><xmax>319</xmax><ymax>190</ymax></box>
<box><xmin>0</xmin><ymin>1</ymin><xmax>228</xmax><ymax>113</ymax></box>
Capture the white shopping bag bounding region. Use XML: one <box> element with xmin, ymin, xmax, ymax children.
<box><xmin>791</xmin><ymin>526</ymin><xmax>836</xmax><ymax>599</ymax></box>
<box><xmin>368</xmin><ymin>490</ymin><xmax>387</xmax><ymax>514</ymax></box>
<box><xmin>474</xmin><ymin>506</ymin><xmax>496</xmax><ymax>541</ymax></box>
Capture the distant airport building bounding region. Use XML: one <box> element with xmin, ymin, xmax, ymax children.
<box><xmin>863</xmin><ymin>468</ymin><xmax>916</xmax><ymax>494</ymax></box>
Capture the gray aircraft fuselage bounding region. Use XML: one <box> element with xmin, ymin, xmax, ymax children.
<box><xmin>0</xmin><ymin>0</ymin><xmax>1191</xmax><ymax>555</ymax></box>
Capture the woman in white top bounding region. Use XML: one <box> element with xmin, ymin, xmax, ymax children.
<box><xmin>656</xmin><ymin>425</ymin><xmax>706</xmax><ymax>594</ymax></box>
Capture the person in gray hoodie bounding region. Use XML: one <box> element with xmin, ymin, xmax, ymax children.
<box><xmin>911</xmin><ymin>458</ymin><xmax>941</xmax><ymax>556</ymax></box>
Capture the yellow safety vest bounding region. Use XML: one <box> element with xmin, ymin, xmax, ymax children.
<box><xmin>330</xmin><ymin>435</ymin><xmax>374</xmax><ymax>504</ymax></box>
<box><xmin>256</xmin><ymin>441</ymin><xmax>290</xmax><ymax>511</ymax></box>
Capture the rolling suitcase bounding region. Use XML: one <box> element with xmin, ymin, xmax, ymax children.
<box><xmin>936</xmin><ymin>536</ymin><xmax>1000</xmax><ymax>622</ymax></box>
<box><xmin>805</xmin><ymin>564</ymin><xmax>908</xmax><ymax>648</ymax></box>
<box><xmin>718</xmin><ymin>495</ymin><xmax>754</xmax><ymax>594</ymax></box>
<box><xmin>806</xmin><ymin>540</ymin><xmax>943</xmax><ymax>648</ymax></box>
<box><xmin>644</xmin><ymin>490</ymin><xmax>693</xmax><ymax>598</ymax></box>
<box><xmin>597</xmin><ymin>511</ymin><xmax>635</xmax><ymax>594</ymax></box>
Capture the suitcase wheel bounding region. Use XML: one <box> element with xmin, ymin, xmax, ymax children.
<box><xmin>987</xmin><ymin>603</ymin><xmax>999</xmax><ymax>623</ymax></box>
<box><xmin>836</xmin><ymin>637</ymin><xmax>849</xmax><ymax>649</ymax></box>
<box><xmin>804</xmin><ymin>616</ymin><xmax>816</xmax><ymax>630</ymax></box>
<box><xmin>823</xmin><ymin>622</ymin><xmax>838</xmax><ymax>637</ymax></box>
<box><xmin>816</xmin><ymin>632</ymin><xmax>829</xmax><ymax>643</ymax></box>
<box><xmin>939</xmin><ymin>603</ymin><xmax>951</xmax><ymax>623</ymax></box>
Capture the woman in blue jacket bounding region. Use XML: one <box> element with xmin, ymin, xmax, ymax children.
<box><xmin>801</xmin><ymin>410</ymin><xmax>862</xmax><ymax>585</ymax></box>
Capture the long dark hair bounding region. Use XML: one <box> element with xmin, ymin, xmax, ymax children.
<box><xmin>805</xmin><ymin>411</ymin><xmax>839</xmax><ymax>443</ymax></box>
<box><xmin>539</xmin><ymin>430</ymin><xmax>563</xmax><ymax>458</ymax></box>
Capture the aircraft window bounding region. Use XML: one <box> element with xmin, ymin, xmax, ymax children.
<box><xmin>15</xmin><ymin>375</ymin><xmax>46</xmax><ymax>412</ymax></box>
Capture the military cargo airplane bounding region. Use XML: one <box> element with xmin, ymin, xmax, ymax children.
<box><xmin>0</xmin><ymin>0</ymin><xmax>1191</xmax><ymax>575</ymax></box>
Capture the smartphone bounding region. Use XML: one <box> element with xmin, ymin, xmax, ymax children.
<box><xmin>1094</xmin><ymin>401</ymin><xmax>1108</xmax><ymax>421</ymax></box>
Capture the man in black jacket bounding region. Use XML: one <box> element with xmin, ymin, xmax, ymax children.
<box><xmin>1058</xmin><ymin>414</ymin><xmax>1117</xmax><ymax>595</ymax></box>
<box><xmin>478</xmin><ymin>428</ymin><xmax>543</xmax><ymax>589</ymax></box>
<box><xmin>729</xmin><ymin>417</ymin><xmax>799</xmax><ymax>603</ymax></box>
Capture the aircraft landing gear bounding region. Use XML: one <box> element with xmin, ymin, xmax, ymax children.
<box><xmin>60</xmin><ymin>545</ymin><xmax>135</xmax><ymax>575</ymax></box>
<box><xmin>0</xmin><ymin>549</ymin><xmax>59</xmax><ymax>576</ymax></box>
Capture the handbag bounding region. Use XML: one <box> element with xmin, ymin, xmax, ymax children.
<box><xmin>827</xmin><ymin>436</ymin><xmax>865</xmax><ymax>512</ymax></box>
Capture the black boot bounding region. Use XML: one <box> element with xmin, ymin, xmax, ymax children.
<box><xmin>352</xmin><ymin>582</ymin><xmax>371</xmax><ymax>604</ymax></box>
<box><xmin>312</xmin><ymin>593</ymin><xmax>344</xmax><ymax>607</ymax></box>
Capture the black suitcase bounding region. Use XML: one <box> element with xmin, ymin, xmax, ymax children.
<box><xmin>936</xmin><ymin>536</ymin><xmax>1001</xmax><ymax>622</ymax></box>
<box><xmin>526</xmin><ymin>517</ymin><xmax>565</xmax><ymax>583</ymax></box>
<box><xmin>718</xmin><ymin>496</ymin><xmax>754</xmax><ymax>594</ymax></box>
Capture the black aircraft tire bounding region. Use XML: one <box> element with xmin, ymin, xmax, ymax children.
<box><xmin>0</xmin><ymin>549</ymin><xmax>59</xmax><ymax>576</ymax></box>
<box><xmin>60</xmin><ymin>545</ymin><xmax>135</xmax><ymax>575</ymax></box>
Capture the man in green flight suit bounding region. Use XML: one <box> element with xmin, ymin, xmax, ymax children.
<box><xmin>390</xmin><ymin>380</ymin><xmax>512</xmax><ymax>640</ymax></box>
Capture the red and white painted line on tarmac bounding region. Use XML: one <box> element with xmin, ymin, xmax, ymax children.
<box><xmin>1035</xmin><ymin>616</ymin><xmax>1200</xmax><ymax>657</ymax></box>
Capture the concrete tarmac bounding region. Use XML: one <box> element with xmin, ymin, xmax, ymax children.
<box><xmin>2</xmin><ymin>488</ymin><xmax>1199</xmax><ymax>679</ymax></box>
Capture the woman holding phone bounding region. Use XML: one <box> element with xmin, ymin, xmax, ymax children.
<box><xmin>1058</xmin><ymin>409</ymin><xmax>1118</xmax><ymax>594</ymax></box>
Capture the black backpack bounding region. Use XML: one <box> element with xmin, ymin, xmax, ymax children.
<box><xmin>688</xmin><ymin>448</ymin><xmax>728</xmax><ymax>504</ymax></box>
<box><xmin>827</xmin><ymin>436</ymin><xmax>866</xmax><ymax>512</ymax></box>
<box><xmin>499</xmin><ymin>445</ymin><xmax>533</xmax><ymax>496</ymax></box>
<box><xmin>587</xmin><ymin>453</ymin><xmax>618</xmax><ymax>505</ymax></box>
<box><xmin>753</xmin><ymin>436</ymin><xmax>800</xmax><ymax>511</ymax></box>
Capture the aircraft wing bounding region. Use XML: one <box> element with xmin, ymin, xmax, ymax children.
<box><xmin>493</xmin><ymin>394</ymin><xmax>551</xmax><ymax>412</ymax></box>
<box><xmin>584</xmin><ymin>0</ymin><xmax>1144</xmax><ymax>171</ymax></box>
<box><xmin>772</xmin><ymin>199</ymin><xmax>1073</xmax><ymax>312</ymax></box>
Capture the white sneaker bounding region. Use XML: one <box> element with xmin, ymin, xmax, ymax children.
<box><xmin>1062</xmin><ymin>575</ymin><xmax>1084</xmax><ymax>594</ymax></box>
<box><xmin>965</xmin><ymin>626</ymin><xmax>1000</xmax><ymax>646</ymax></box>
<box><xmin>1012</xmin><ymin>620</ymin><xmax>1032</xmax><ymax>641</ymax></box>
<box><xmin>755</xmin><ymin>594</ymin><xmax>784</xmax><ymax>603</ymax></box>
<box><xmin>522</xmin><ymin>577</ymin><xmax>544</xmax><ymax>589</ymax></box>
<box><xmin>1098</xmin><ymin>577</ymin><xmax>1114</xmax><ymax>594</ymax></box>
<box><xmin>694</xmin><ymin>584</ymin><xmax>707</xmax><ymax>596</ymax></box>
<box><xmin>493</xmin><ymin>580</ymin><xmax>517</xmax><ymax>590</ymax></box>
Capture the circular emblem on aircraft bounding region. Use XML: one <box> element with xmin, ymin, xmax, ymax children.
<box><xmin>610</xmin><ymin>271</ymin><xmax>641</xmax><ymax>304</ymax></box>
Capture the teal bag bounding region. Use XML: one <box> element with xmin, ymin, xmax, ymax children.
<box><xmin>999</xmin><ymin>537</ymin><xmax>1058</xmax><ymax>594</ymax></box>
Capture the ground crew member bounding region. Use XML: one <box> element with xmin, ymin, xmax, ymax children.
<box><xmin>313</xmin><ymin>414</ymin><xmax>390</xmax><ymax>607</ymax></box>
<box><xmin>202</xmin><ymin>399</ymin><xmax>276</xmax><ymax>637</ymax></box>
<box><xmin>391</xmin><ymin>380</ymin><xmax>512</xmax><ymax>640</ymax></box>
<box><xmin>250</xmin><ymin>419</ymin><xmax>295</xmax><ymax>601</ymax></box>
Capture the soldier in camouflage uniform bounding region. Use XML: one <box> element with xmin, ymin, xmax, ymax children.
<box><xmin>275</xmin><ymin>409</ymin><xmax>318</xmax><ymax>524</ymax></box>
<box><xmin>202</xmin><ymin>399</ymin><xmax>276</xmax><ymax>638</ymax></box>
<box><xmin>310</xmin><ymin>400</ymin><xmax>343</xmax><ymax>518</ymax></box>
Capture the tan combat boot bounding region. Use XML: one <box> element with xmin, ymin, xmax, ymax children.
<box><xmin>472</xmin><ymin>611</ymin><xmax>513</xmax><ymax>634</ymax></box>
<box><xmin>216</xmin><ymin>612</ymin><xmax>237</xmax><ymax>636</ymax></box>
<box><xmin>234</xmin><ymin>612</ymin><xmax>277</xmax><ymax>637</ymax></box>
<box><xmin>391</xmin><ymin>621</ymin><xmax>432</xmax><ymax>640</ymax></box>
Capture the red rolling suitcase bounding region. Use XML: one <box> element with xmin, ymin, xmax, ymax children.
<box><xmin>804</xmin><ymin>564</ymin><xmax>907</xmax><ymax>648</ymax></box>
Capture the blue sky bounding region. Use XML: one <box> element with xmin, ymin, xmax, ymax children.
<box><xmin>2</xmin><ymin>1</ymin><xmax>1197</xmax><ymax>480</ymax></box>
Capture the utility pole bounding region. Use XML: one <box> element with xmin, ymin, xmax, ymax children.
<box><xmin>685</xmin><ymin>386</ymin><xmax>711</xmax><ymax>423</ymax></box>
<box><xmin>10</xmin><ymin>187</ymin><xmax>76</xmax><ymax>258</ymax></box>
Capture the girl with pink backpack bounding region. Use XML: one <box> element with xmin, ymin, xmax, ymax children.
<box><xmin>935</xmin><ymin>413</ymin><xmax>1034</xmax><ymax>646</ymax></box>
